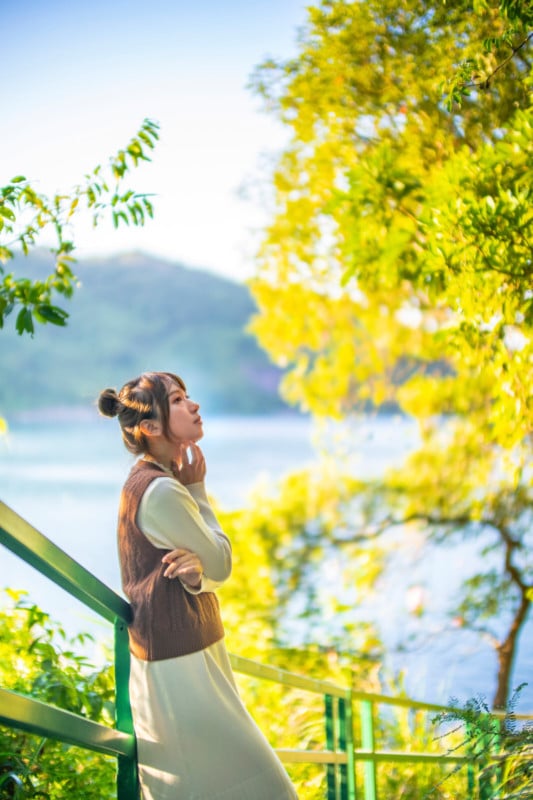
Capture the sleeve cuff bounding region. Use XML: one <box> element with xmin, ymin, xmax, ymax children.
<box><xmin>180</xmin><ymin>574</ymin><xmax>205</xmax><ymax>595</ymax></box>
<box><xmin>180</xmin><ymin>575</ymin><xmax>222</xmax><ymax>594</ymax></box>
<box><xmin>187</xmin><ymin>482</ymin><xmax>209</xmax><ymax>502</ymax></box>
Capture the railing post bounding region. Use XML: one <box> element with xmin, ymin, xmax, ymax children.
<box><xmin>466</xmin><ymin>715</ymin><xmax>501</xmax><ymax>800</ymax></box>
<box><xmin>114</xmin><ymin>618</ymin><xmax>139</xmax><ymax>800</ymax></box>
<box><xmin>489</xmin><ymin>717</ymin><xmax>502</xmax><ymax>800</ymax></box>
<box><xmin>325</xmin><ymin>694</ymin><xmax>337</xmax><ymax>800</ymax></box>
<box><xmin>360</xmin><ymin>700</ymin><xmax>377</xmax><ymax>800</ymax></box>
<box><xmin>339</xmin><ymin>694</ymin><xmax>356</xmax><ymax>800</ymax></box>
<box><xmin>479</xmin><ymin>717</ymin><xmax>500</xmax><ymax>800</ymax></box>
<box><xmin>345</xmin><ymin>690</ymin><xmax>357</xmax><ymax>800</ymax></box>
<box><xmin>466</xmin><ymin>721</ymin><xmax>476</xmax><ymax>799</ymax></box>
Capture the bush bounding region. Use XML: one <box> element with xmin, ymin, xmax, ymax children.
<box><xmin>0</xmin><ymin>590</ymin><xmax>116</xmax><ymax>799</ymax></box>
<box><xmin>433</xmin><ymin>685</ymin><xmax>533</xmax><ymax>799</ymax></box>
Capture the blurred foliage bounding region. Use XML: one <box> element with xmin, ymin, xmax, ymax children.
<box><xmin>434</xmin><ymin>684</ymin><xmax>533</xmax><ymax>798</ymax></box>
<box><xmin>0</xmin><ymin>119</ymin><xmax>159</xmax><ymax>337</ymax></box>
<box><xmin>218</xmin><ymin>465</ymin><xmax>386</xmax><ymax>656</ymax></box>
<box><xmin>443</xmin><ymin>0</ymin><xmax>533</xmax><ymax>107</ymax></box>
<box><xmin>0</xmin><ymin>590</ymin><xmax>116</xmax><ymax>799</ymax></box>
<box><xmin>248</xmin><ymin>0</ymin><xmax>532</xmax><ymax>709</ymax></box>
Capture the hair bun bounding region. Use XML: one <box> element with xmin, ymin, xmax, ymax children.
<box><xmin>97</xmin><ymin>388</ymin><xmax>121</xmax><ymax>418</ymax></box>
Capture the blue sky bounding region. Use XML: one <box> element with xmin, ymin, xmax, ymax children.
<box><xmin>1</xmin><ymin>0</ymin><xmax>309</xmax><ymax>280</ymax></box>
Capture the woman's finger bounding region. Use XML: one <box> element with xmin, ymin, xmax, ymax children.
<box><xmin>162</xmin><ymin>548</ymin><xmax>190</xmax><ymax>563</ymax></box>
<box><xmin>162</xmin><ymin>549</ymin><xmax>203</xmax><ymax>578</ymax></box>
<box><xmin>164</xmin><ymin>559</ymin><xmax>197</xmax><ymax>578</ymax></box>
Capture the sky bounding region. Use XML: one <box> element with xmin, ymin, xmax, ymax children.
<box><xmin>1</xmin><ymin>0</ymin><xmax>309</xmax><ymax>281</ymax></box>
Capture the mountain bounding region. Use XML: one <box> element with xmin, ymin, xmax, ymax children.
<box><xmin>0</xmin><ymin>251</ymin><xmax>286</xmax><ymax>415</ymax></box>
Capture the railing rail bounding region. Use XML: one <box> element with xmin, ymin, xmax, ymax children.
<box><xmin>0</xmin><ymin>501</ymin><xmax>131</xmax><ymax>623</ymax></box>
<box><xmin>0</xmin><ymin>687</ymin><xmax>134</xmax><ymax>758</ymax></box>
<box><xmin>0</xmin><ymin>500</ymin><xmax>137</xmax><ymax>798</ymax></box>
<box><xmin>1</xmin><ymin>499</ymin><xmax>531</xmax><ymax>800</ymax></box>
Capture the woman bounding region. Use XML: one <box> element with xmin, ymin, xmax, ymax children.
<box><xmin>98</xmin><ymin>371</ymin><xmax>297</xmax><ymax>800</ymax></box>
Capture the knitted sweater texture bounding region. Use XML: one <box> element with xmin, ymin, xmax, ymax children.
<box><xmin>118</xmin><ymin>460</ymin><xmax>224</xmax><ymax>661</ymax></box>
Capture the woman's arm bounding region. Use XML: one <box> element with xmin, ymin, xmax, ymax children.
<box><xmin>138</xmin><ymin>477</ymin><xmax>232</xmax><ymax>583</ymax></box>
<box><xmin>162</xmin><ymin>546</ymin><xmax>224</xmax><ymax>594</ymax></box>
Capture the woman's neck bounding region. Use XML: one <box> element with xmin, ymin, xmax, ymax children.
<box><xmin>143</xmin><ymin>451</ymin><xmax>172</xmax><ymax>471</ymax></box>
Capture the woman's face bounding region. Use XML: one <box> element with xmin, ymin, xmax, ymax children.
<box><xmin>165</xmin><ymin>381</ymin><xmax>204</xmax><ymax>444</ymax></box>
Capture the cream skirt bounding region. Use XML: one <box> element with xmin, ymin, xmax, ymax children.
<box><xmin>129</xmin><ymin>639</ymin><xmax>298</xmax><ymax>800</ymax></box>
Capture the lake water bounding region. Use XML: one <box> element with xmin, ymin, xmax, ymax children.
<box><xmin>1</xmin><ymin>411</ymin><xmax>531</xmax><ymax>712</ymax></box>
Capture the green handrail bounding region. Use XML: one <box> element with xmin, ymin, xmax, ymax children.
<box><xmin>1</xmin><ymin>500</ymin><xmax>532</xmax><ymax>800</ymax></box>
<box><xmin>225</xmin><ymin>654</ymin><xmax>497</xmax><ymax>799</ymax></box>
<box><xmin>0</xmin><ymin>687</ymin><xmax>134</xmax><ymax>757</ymax></box>
<box><xmin>0</xmin><ymin>501</ymin><xmax>131</xmax><ymax>624</ymax></box>
<box><xmin>0</xmin><ymin>500</ymin><xmax>138</xmax><ymax>799</ymax></box>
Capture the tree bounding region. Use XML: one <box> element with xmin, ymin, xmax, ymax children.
<box><xmin>248</xmin><ymin>0</ymin><xmax>532</xmax><ymax>709</ymax></box>
<box><xmin>0</xmin><ymin>118</ymin><xmax>159</xmax><ymax>336</ymax></box>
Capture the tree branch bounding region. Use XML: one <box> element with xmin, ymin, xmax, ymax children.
<box><xmin>329</xmin><ymin>511</ymin><xmax>490</xmax><ymax>547</ymax></box>
<box><xmin>466</xmin><ymin>32</ymin><xmax>533</xmax><ymax>90</ymax></box>
<box><xmin>499</xmin><ymin>522</ymin><xmax>529</xmax><ymax>594</ymax></box>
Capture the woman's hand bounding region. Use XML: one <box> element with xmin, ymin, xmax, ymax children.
<box><xmin>171</xmin><ymin>442</ymin><xmax>206</xmax><ymax>485</ymax></box>
<box><xmin>162</xmin><ymin>547</ymin><xmax>203</xmax><ymax>588</ymax></box>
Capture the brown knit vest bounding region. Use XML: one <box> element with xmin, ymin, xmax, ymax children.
<box><xmin>118</xmin><ymin>460</ymin><xmax>224</xmax><ymax>661</ymax></box>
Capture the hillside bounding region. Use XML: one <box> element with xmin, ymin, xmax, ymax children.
<box><xmin>0</xmin><ymin>252</ymin><xmax>286</xmax><ymax>415</ymax></box>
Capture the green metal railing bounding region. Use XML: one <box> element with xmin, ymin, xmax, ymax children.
<box><xmin>1</xmin><ymin>500</ymin><xmax>531</xmax><ymax>799</ymax></box>
<box><xmin>0</xmin><ymin>500</ymin><xmax>138</xmax><ymax>798</ymax></box>
<box><xmin>224</xmin><ymin>655</ymin><xmax>486</xmax><ymax>800</ymax></box>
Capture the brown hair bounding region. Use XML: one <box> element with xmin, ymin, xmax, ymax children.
<box><xmin>97</xmin><ymin>371</ymin><xmax>186</xmax><ymax>455</ymax></box>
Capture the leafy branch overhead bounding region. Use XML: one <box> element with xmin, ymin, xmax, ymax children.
<box><xmin>248</xmin><ymin>0</ymin><xmax>532</xmax><ymax>711</ymax></box>
<box><xmin>443</xmin><ymin>0</ymin><xmax>533</xmax><ymax>107</ymax></box>
<box><xmin>0</xmin><ymin>118</ymin><xmax>159</xmax><ymax>335</ymax></box>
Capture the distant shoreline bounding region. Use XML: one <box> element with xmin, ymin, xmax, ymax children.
<box><xmin>3</xmin><ymin>406</ymin><xmax>99</xmax><ymax>424</ymax></box>
<box><xmin>5</xmin><ymin>406</ymin><xmax>308</xmax><ymax>425</ymax></box>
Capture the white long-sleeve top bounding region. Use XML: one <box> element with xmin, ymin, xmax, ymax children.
<box><xmin>138</xmin><ymin>471</ymin><xmax>232</xmax><ymax>593</ymax></box>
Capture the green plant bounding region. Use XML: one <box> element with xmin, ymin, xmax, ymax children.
<box><xmin>0</xmin><ymin>748</ymin><xmax>50</xmax><ymax>799</ymax></box>
<box><xmin>0</xmin><ymin>590</ymin><xmax>116</xmax><ymax>799</ymax></box>
<box><xmin>433</xmin><ymin>684</ymin><xmax>533</xmax><ymax>799</ymax></box>
<box><xmin>0</xmin><ymin>118</ymin><xmax>159</xmax><ymax>336</ymax></box>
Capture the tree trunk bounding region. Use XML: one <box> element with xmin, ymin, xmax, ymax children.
<box><xmin>492</xmin><ymin>595</ymin><xmax>530</xmax><ymax>710</ymax></box>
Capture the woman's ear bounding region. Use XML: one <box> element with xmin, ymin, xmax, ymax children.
<box><xmin>139</xmin><ymin>419</ymin><xmax>162</xmax><ymax>438</ymax></box>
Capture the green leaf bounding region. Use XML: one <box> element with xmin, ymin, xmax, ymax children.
<box><xmin>15</xmin><ymin>307</ymin><xmax>34</xmax><ymax>336</ymax></box>
<box><xmin>143</xmin><ymin>197</ymin><xmax>154</xmax><ymax>218</ymax></box>
<box><xmin>33</xmin><ymin>304</ymin><xmax>69</xmax><ymax>326</ymax></box>
<box><xmin>0</xmin><ymin>205</ymin><xmax>16</xmax><ymax>221</ymax></box>
<box><xmin>68</xmin><ymin>197</ymin><xmax>79</xmax><ymax>217</ymax></box>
